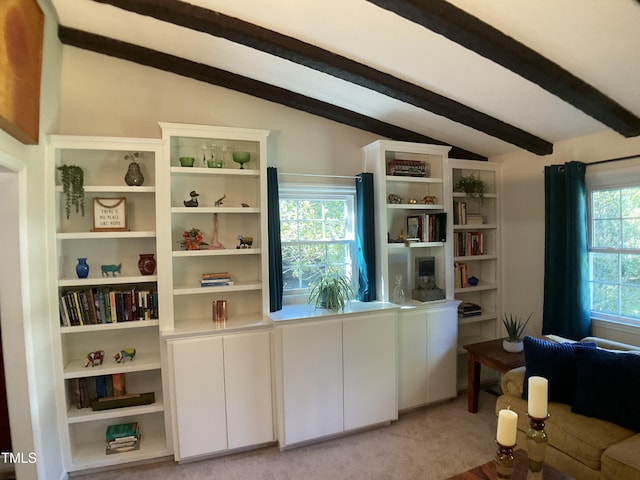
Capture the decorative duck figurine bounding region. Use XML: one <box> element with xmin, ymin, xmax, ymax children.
<box><xmin>184</xmin><ymin>190</ymin><xmax>199</xmax><ymax>207</ymax></box>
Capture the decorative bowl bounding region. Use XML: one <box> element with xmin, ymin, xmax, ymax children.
<box><xmin>232</xmin><ymin>151</ymin><xmax>251</xmax><ymax>169</ymax></box>
<box><xmin>179</xmin><ymin>156</ymin><xmax>195</xmax><ymax>167</ymax></box>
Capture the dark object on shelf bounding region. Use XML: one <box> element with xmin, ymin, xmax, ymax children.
<box><xmin>387</xmin><ymin>159</ymin><xmax>430</xmax><ymax>177</ymax></box>
<box><xmin>58</xmin><ymin>164</ymin><xmax>85</xmax><ymax>218</ymax></box>
<box><xmin>91</xmin><ymin>392</ymin><xmax>155</xmax><ymax>411</ymax></box>
<box><xmin>458</xmin><ymin>302</ymin><xmax>482</xmax><ymax>317</ymax></box>
<box><xmin>412</xmin><ymin>256</ymin><xmax>445</xmax><ymax>302</ymax></box>
<box><xmin>468</xmin><ymin>276</ymin><xmax>479</xmax><ymax>286</ymax></box>
<box><xmin>84</xmin><ymin>350</ymin><xmax>105</xmax><ymax>367</ymax></box>
<box><xmin>236</xmin><ymin>235</ymin><xmax>253</xmax><ymax>248</ymax></box>
<box><xmin>137</xmin><ymin>254</ymin><xmax>156</xmax><ymax>275</ymax></box>
<box><xmin>184</xmin><ymin>190</ymin><xmax>199</xmax><ymax>207</ymax></box>
<box><xmin>124</xmin><ymin>152</ymin><xmax>144</xmax><ymax>186</ymax></box>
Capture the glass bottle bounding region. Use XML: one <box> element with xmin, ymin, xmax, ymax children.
<box><xmin>393</xmin><ymin>273</ymin><xmax>405</xmax><ymax>304</ymax></box>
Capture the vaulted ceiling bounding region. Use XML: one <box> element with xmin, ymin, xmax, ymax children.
<box><xmin>49</xmin><ymin>0</ymin><xmax>640</xmax><ymax>160</ymax></box>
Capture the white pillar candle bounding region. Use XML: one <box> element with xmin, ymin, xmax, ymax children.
<box><xmin>528</xmin><ymin>376</ymin><xmax>549</xmax><ymax>419</ymax></box>
<box><xmin>496</xmin><ymin>408</ymin><xmax>518</xmax><ymax>446</ymax></box>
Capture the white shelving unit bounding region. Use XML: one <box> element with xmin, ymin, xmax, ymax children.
<box><xmin>362</xmin><ymin>140</ymin><xmax>459</xmax><ymax>408</ymax></box>
<box><xmin>157</xmin><ymin>123</ymin><xmax>270</xmax><ymax>335</ymax></box>
<box><xmin>448</xmin><ymin>158</ymin><xmax>502</xmax><ymax>390</ymax></box>
<box><xmin>46</xmin><ymin>135</ymin><xmax>171</xmax><ymax>472</ymax></box>
<box><xmin>158</xmin><ymin>123</ymin><xmax>275</xmax><ymax>461</ymax></box>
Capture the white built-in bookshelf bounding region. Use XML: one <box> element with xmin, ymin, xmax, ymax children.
<box><xmin>448</xmin><ymin>158</ymin><xmax>502</xmax><ymax>390</ymax></box>
<box><xmin>46</xmin><ymin>136</ymin><xmax>171</xmax><ymax>472</ymax></box>
<box><xmin>362</xmin><ymin>140</ymin><xmax>459</xmax><ymax>410</ymax></box>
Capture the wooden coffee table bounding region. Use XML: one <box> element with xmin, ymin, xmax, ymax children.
<box><xmin>463</xmin><ymin>338</ymin><xmax>525</xmax><ymax>413</ymax></box>
<box><xmin>447</xmin><ymin>449</ymin><xmax>573</xmax><ymax>479</ymax></box>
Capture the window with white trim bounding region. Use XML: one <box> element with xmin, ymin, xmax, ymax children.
<box><xmin>279</xmin><ymin>184</ymin><xmax>356</xmax><ymax>298</ymax></box>
<box><xmin>587</xmin><ymin>161</ymin><xmax>640</xmax><ymax>327</ymax></box>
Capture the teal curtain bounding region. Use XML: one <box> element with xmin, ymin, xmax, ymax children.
<box><xmin>267</xmin><ymin>167</ymin><xmax>283</xmax><ymax>312</ymax></box>
<box><xmin>356</xmin><ymin>173</ymin><xmax>376</xmax><ymax>301</ymax></box>
<box><xmin>543</xmin><ymin>161</ymin><xmax>590</xmax><ymax>339</ymax></box>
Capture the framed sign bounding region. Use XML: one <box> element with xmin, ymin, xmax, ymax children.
<box><xmin>92</xmin><ymin>197</ymin><xmax>128</xmax><ymax>231</ymax></box>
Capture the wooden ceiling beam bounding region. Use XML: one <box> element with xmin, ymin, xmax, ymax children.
<box><xmin>57</xmin><ymin>26</ymin><xmax>485</xmax><ymax>160</ymax></box>
<box><xmin>367</xmin><ymin>0</ymin><xmax>640</xmax><ymax>138</ymax></box>
<box><xmin>89</xmin><ymin>0</ymin><xmax>551</xmax><ymax>155</ymax></box>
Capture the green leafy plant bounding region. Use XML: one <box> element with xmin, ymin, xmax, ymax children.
<box><xmin>502</xmin><ymin>313</ymin><xmax>532</xmax><ymax>342</ymax></box>
<box><xmin>308</xmin><ymin>271</ymin><xmax>354</xmax><ymax>312</ymax></box>
<box><xmin>454</xmin><ymin>174</ymin><xmax>486</xmax><ymax>204</ymax></box>
<box><xmin>57</xmin><ymin>165</ymin><xmax>85</xmax><ymax>219</ymax></box>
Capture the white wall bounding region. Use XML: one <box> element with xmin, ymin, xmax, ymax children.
<box><xmin>58</xmin><ymin>48</ymin><xmax>379</xmax><ymax>177</ymax></box>
<box><xmin>0</xmin><ymin>0</ymin><xmax>65</xmax><ymax>478</ymax></box>
<box><xmin>494</xmin><ymin>130</ymin><xmax>640</xmax><ymax>346</ymax></box>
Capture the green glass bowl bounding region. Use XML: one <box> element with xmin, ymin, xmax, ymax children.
<box><xmin>232</xmin><ymin>151</ymin><xmax>251</xmax><ymax>169</ymax></box>
<box><xmin>179</xmin><ymin>156</ymin><xmax>195</xmax><ymax>167</ymax></box>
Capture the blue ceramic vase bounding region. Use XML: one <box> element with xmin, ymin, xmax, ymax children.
<box><xmin>76</xmin><ymin>258</ymin><xmax>89</xmax><ymax>279</ymax></box>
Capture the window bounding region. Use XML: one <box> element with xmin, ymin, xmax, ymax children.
<box><xmin>279</xmin><ymin>185</ymin><xmax>356</xmax><ymax>297</ymax></box>
<box><xmin>587</xmin><ymin>162</ymin><xmax>640</xmax><ymax>326</ymax></box>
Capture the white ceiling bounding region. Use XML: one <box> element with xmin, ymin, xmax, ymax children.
<box><xmin>49</xmin><ymin>0</ymin><xmax>640</xmax><ymax>158</ymax></box>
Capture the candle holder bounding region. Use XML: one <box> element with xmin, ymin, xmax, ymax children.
<box><xmin>526</xmin><ymin>414</ymin><xmax>550</xmax><ymax>479</ymax></box>
<box><xmin>495</xmin><ymin>442</ymin><xmax>515</xmax><ymax>479</ymax></box>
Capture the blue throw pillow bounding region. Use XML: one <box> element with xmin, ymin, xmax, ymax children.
<box><xmin>522</xmin><ymin>336</ymin><xmax>596</xmax><ymax>405</ymax></box>
<box><xmin>572</xmin><ymin>346</ymin><xmax>640</xmax><ymax>432</ymax></box>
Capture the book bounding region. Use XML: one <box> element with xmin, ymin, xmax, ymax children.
<box><xmin>106</xmin><ymin>422</ymin><xmax>139</xmax><ymax>441</ymax></box>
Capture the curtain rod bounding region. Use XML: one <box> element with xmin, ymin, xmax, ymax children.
<box><xmin>278</xmin><ymin>172</ymin><xmax>362</xmax><ymax>181</ymax></box>
<box><xmin>587</xmin><ymin>154</ymin><xmax>640</xmax><ymax>167</ymax></box>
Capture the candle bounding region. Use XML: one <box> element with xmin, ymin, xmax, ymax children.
<box><xmin>496</xmin><ymin>408</ymin><xmax>518</xmax><ymax>446</ymax></box>
<box><xmin>528</xmin><ymin>376</ymin><xmax>549</xmax><ymax>419</ymax></box>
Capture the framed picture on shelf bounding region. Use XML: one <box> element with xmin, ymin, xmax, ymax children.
<box><xmin>92</xmin><ymin>197</ymin><xmax>128</xmax><ymax>231</ymax></box>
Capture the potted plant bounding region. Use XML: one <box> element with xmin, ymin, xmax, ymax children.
<box><xmin>454</xmin><ymin>173</ymin><xmax>486</xmax><ymax>204</ymax></box>
<box><xmin>57</xmin><ymin>165</ymin><xmax>85</xmax><ymax>219</ymax></box>
<box><xmin>308</xmin><ymin>271</ymin><xmax>354</xmax><ymax>312</ymax></box>
<box><xmin>501</xmin><ymin>313</ymin><xmax>531</xmax><ymax>352</ymax></box>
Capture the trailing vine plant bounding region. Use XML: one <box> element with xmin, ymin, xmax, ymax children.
<box><xmin>57</xmin><ymin>165</ymin><xmax>85</xmax><ymax>219</ymax></box>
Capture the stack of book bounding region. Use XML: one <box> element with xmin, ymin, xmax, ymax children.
<box><xmin>458</xmin><ymin>302</ymin><xmax>482</xmax><ymax>318</ymax></box>
<box><xmin>105</xmin><ymin>422</ymin><xmax>140</xmax><ymax>455</ymax></box>
<box><xmin>201</xmin><ymin>272</ymin><xmax>234</xmax><ymax>287</ymax></box>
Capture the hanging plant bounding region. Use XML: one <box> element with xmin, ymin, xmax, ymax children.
<box><xmin>454</xmin><ymin>174</ymin><xmax>486</xmax><ymax>204</ymax></box>
<box><xmin>57</xmin><ymin>165</ymin><xmax>85</xmax><ymax>219</ymax></box>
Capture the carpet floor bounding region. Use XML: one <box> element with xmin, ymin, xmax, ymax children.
<box><xmin>73</xmin><ymin>390</ymin><xmax>498</xmax><ymax>480</ymax></box>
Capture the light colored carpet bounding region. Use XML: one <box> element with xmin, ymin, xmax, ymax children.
<box><xmin>73</xmin><ymin>390</ymin><xmax>498</xmax><ymax>480</ymax></box>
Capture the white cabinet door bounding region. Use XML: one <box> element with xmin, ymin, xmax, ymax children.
<box><xmin>279</xmin><ymin>319</ymin><xmax>343</xmax><ymax>446</ymax></box>
<box><xmin>170</xmin><ymin>336</ymin><xmax>227</xmax><ymax>459</ymax></box>
<box><xmin>224</xmin><ymin>330</ymin><xmax>274</xmax><ymax>449</ymax></box>
<box><xmin>397</xmin><ymin>309</ymin><xmax>428</xmax><ymax>410</ymax></box>
<box><xmin>343</xmin><ymin>312</ymin><xmax>397</xmax><ymax>430</ymax></box>
<box><xmin>426</xmin><ymin>304</ymin><xmax>458</xmax><ymax>403</ymax></box>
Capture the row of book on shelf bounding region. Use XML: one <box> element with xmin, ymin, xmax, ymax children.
<box><xmin>406</xmin><ymin>213</ymin><xmax>447</xmax><ymax>243</ymax></box>
<box><xmin>72</xmin><ymin>373</ymin><xmax>156</xmax><ymax>411</ymax></box>
<box><xmin>59</xmin><ymin>286</ymin><xmax>158</xmax><ymax>326</ymax></box>
<box><xmin>201</xmin><ymin>271</ymin><xmax>234</xmax><ymax>287</ymax></box>
<box><xmin>106</xmin><ymin>422</ymin><xmax>140</xmax><ymax>455</ymax></box>
<box><xmin>454</xmin><ymin>231</ymin><xmax>484</xmax><ymax>257</ymax></box>
<box><xmin>453</xmin><ymin>201</ymin><xmax>484</xmax><ymax>226</ymax></box>
<box><xmin>454</xmin><ymin>262</ymin><xmax>471</xmax><ymax>289</ymax></box>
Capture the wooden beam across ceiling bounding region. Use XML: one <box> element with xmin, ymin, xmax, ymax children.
<box><xmin>90</xmin><ymin>0</ymin><xmax>552</xmax><ymax>155</ymax></box>
<box><xmin>57</xmin><ymin>26</ymin><xmax>485</xmax><ymax>160</ymax></box>
<box><xmin>367</xmin><ymin>0</ymin><xmax>640</xmax><ymax>138</ymax></box>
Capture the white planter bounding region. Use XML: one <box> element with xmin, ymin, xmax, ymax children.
<box><xmin>503</xmin><ymin>339</ymin><xmax>524</xmax><ymax>353</ymax></box>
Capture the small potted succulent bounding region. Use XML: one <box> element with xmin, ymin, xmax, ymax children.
<box><xmin>501</xmin><ymin>313</ymin><xmax>531</xmax><ymax>353</ymax></box>
<box><xmin>308</xmin><ymin>270</ymin><xmax>354</xmax><ymax>312</ymax></box>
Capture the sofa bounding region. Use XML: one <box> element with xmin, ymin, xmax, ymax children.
<box><xmin>496</xmin><ymin>335</ymin><xmax>640</xmax><ymax>480</ymax></box>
